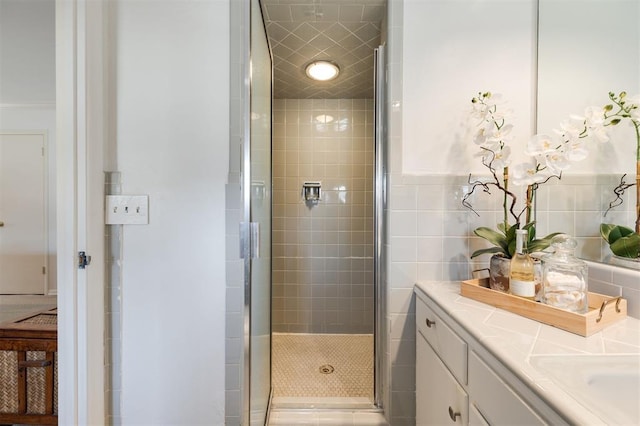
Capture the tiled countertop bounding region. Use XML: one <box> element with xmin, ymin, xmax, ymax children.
<box><xmin>415</xmin><ymin>281</ymin><xmax>640</xmax><ymax>425</ymax></box>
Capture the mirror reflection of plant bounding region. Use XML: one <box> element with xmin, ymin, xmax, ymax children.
<box><xmin>600</xmin><ymin>92</ymin><xmax>640</xmax><ymax>235</ymax></box>
<box><xmin>588</xmin><ymin>91</ymin><xmax>640</xmax><ymax>259</ymax></box>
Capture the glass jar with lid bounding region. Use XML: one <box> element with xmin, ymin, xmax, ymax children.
<box><xmin>541</xmin><ymin>234</ymin><xmax>588</xmax><ymax>313</ymax></box>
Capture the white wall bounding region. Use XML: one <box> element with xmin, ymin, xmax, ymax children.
<box><xmin>402</xmin><ymin>0</ymin><xmax>536</xmax><ymax>175</ymax></box>
<box><xmin>115</xmin><ymin>1</ymin><xmax>228</xmax><ymax>424</ymax></box>
<box><xmin>0</xmin><ymin>0</ymin><xmax>57</xmax><ymax>294</ymax></box>
<box><xmin>0</xmin><ymin>0</ymin><xmax>55</xmax><ymax>103</ymax></box>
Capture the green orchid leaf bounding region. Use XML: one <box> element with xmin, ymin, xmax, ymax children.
<box><xmin>529</xmin><ymin>232</ymin><xmax>563</xmax><ymax>253</ymax></box>
<box><xmin>522</xmin><ymin>221</ymin><xmax>537</xmax><ymax>241</ymax></box>
<box><xmin>496</xmin><ymin>222</ymin><xmax>511</xmax><ymax>236</ymax></box>
<box><xmin>507</xmin><ymin>239</ymin><xmax>516</xmax><ymax>257</ymax></box>
<box><xmin>609</xmin><ymin>233</ymin><xmax>640</xmax><ymax>258</ymax></box>
<box><xmin>471</xmin><ymin>246</ymin><xmax>507</xmax><ymax>259</ymax></box>
<box><xmin>505</xmin><ymin>223</ymin><xmax>518</xmax><ymax>243</ymax></box>
<box><xmin>600</xmin><ymin>223</ymin><xmax>635</xmax><ymax>244</ymax></box>
<box><xmin>474</xmin><ymin>227</ymin><xmax>509</xmax><ymax>251</ymax></box>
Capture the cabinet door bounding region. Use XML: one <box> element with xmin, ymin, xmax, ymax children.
<box><xmin>417</xmin><ymin>334</ymin><xmax>468</xmax><ymax>426</ymax></box>
<box><xmin>469</xmin><ymin>404</ymin><xmax>490</xmax><ymax>426</ymax></box>
<box><xmin>416</xmin><ymin>297</ymin><xmax>468</xmax><ymax>384</ymax></box>
<box><xmin>469</xmin><ymin>351</ymin><xmax>545</xmax><ymax>425</ymax></box>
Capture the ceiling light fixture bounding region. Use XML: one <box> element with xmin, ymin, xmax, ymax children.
<box><xmin>305</xmin><ymin>61</ymin><xmax>340</xmax><ymax>81</ymax></box>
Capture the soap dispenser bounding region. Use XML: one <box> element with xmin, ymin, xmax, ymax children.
<box><xmin>541</xmin><ymin>234</ymin><xmax>588</xmax><ymax>313</ymax></box>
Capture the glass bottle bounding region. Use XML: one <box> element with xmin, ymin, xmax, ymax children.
<box><xmin>542</xmin><ymin>235</ymin><xmax>588</xmax><ymax>313</ymax></box>
<box><xmin>509</xmin><ymin>229</ymin><xmax>536</xmax><ymax>300</ymax></box>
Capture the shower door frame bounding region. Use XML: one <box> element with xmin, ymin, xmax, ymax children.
<box><xmin>241</xmin><ymin>0</ymin><xmax>273</xmax><ymax>424</ymax></box>
<box><xmin>241</xmin><ymin>2</ymin><xmax>388</xmax><ymax>418</ymax></box>
<box><xmin>373</xmin><ymin>44</ymin><xmax>386</xmax><ymax>410</ymax></box>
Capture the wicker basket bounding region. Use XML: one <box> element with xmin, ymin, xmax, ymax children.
<box><xmin>0</xmin><ymin>307</ymin><xmax>57</xmax><ymax>424</ymax></box>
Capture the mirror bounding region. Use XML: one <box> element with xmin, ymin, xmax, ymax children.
<box><xmin>537</xmin><ymin>0</ymin><xmax>640</xmax><ymax>266</ymax></box>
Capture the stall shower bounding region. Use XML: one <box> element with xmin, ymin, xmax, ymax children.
<box><xmin>271</xmin><ymin>98</ymin><xmax>375</xmax><ymax>407</ymax></box>
<box><xmin>262</xmin><ymin>0</ymin><xmax>385</xmax><ymax>410</ymax></box>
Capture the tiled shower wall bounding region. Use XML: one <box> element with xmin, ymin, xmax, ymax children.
<box><xmin>272</xmin><ymin>98</ymin><xmax>375</xmax><ymax>334</ymax></box>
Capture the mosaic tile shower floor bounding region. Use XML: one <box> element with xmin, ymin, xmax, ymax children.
<box><xmin>272</xmin><ymin>333</ymin><xmax>374</xmax><ymax>401</ymax></box>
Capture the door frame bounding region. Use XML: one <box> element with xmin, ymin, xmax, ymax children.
<box><xmin>56</xmin><ymin>0</ymin><xmax>106</xmax><ymax>423</ymax></box>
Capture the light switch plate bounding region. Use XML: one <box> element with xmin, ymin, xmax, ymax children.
<box><xmin>106</xmin><ymin>195</ymin><xmax>149</xmax><ymax>225</ymax></box>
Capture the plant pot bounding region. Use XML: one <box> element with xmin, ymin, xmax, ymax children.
<box><xmin>489</xmin><ymin>254</ymin><xmax>510</xmax><ymax>292</ymax></box>
<box><xmin>609</xmin><ymin>254</ymin><xmax>640</xmax><ymax>270</ymax></box>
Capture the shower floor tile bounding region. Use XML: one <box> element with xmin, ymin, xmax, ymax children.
<box><xmin>272</xmin><ymin>333</ymin><xmax>374</xmax><ymax>401</ymax></box>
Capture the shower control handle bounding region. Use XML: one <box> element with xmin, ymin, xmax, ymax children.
<box><xmin>448</xmin><ymin>406</ymin><xmax>461</xmax><ymax>422</ymax></box>
<box><xmin>425</xmin><ymin>318</ymin><xmax>435</xmax><ymax>328</ymax></box>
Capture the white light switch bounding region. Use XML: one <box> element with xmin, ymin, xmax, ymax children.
<box><xmin>106</xmin><ymin>195</ymin><xmax>149</xmax><ymax>225</ymax></box>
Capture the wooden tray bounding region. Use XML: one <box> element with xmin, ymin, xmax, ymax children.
<box><xmin>461</xmin><ymin>278</ymin><xmax>627</xmax><ymax>337</ymax></box>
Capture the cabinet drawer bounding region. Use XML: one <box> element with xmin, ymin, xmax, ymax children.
<box><xmin>416</xmin><ymin>297</ymin><xmax>468</xmax><ymax>384</ymax></box>
<box><xmin>469</xmin><ymin>351</ymin><xmax>545</xmax><ymax>425</ymax></box>
<box><xmin>417</xmin><ymin>334</ymin><xmax>468</xmax><ymax>426</ymax></box>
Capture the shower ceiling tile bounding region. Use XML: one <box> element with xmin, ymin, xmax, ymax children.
<box><xmin>294</xmin><ymin>22</ymin><xmax>319</xmax><ymax>41</ymax></box>
<box><xmin>362</xmin><ymin>5</ymin><xmax>385</xmax><ymax>21</ymax></box>
<box><xmin>339</xmin><ymin>5</ymin><xmax>365</xmax><ymax>21</ymax></box>
<box><xmin>261</xmin><ymin>0</ymin><xmax>386</xmax><ymax>99</ymax></box>
<box><xmin>265</xmin><ymin>4</ymin><xmax>293</xmax><ymax>21</ymax></box>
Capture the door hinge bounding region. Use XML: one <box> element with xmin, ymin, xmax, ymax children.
<box><xmin>42</xmin><ymin>266</ymin><xmax>46</xmax><ymax>275</ymax></box>
<box><xmin>78</xmin><ymin>251</ymin><xmax>92</xmax><ymax>269</ymax></box>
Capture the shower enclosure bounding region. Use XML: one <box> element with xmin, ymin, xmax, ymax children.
<box><xmin>241</xmin><ymin>0</ymin><xmax>387</xmax><ymax>420</ymax></box>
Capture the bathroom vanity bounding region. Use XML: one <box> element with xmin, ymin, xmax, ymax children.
<box><xmin>415</xmin><ymin>281</ymin><xmax>640</xmax><ymax>425</ymax></box>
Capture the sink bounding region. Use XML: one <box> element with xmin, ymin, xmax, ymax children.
<box><xmin>530</xmin><ymin>355</ymin><xmax>640</xmax><ymax>425</ymax></box>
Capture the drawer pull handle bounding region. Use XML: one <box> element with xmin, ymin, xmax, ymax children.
<box><xmin>448</xmin><ymin>406</ymin><xmax>461</xmax><ymax>422</ymax></box>
<box><xmin>426</xmin><ymin>318</ymin><xmax>435</xmax><ymax>328</ymax></box>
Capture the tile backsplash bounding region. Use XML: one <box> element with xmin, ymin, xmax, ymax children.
<box><xmin>386</xmin><ymin>173</ymin><xmax>640</xmax><ymax>318</ymax></box>
<box><xmin>272</xmin><ymin>98</ymin><xmax>375</xmax><ymax>334</ymax></box>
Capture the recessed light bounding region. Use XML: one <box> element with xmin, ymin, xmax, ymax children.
<box><xmin>305</xmin><ymin>61</ymin><xmax>340</xmax><ymax>81</ymax></box>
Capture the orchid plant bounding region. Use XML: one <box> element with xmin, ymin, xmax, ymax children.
<box><xmin>464</xmin><ymin>91</ymin><xmax>588</xmax><ymax>259</ymax></box>
<box><xmin>465</xmin><ymin>90</ymin><xmax>640</xmax><ymax>260</ymax></box>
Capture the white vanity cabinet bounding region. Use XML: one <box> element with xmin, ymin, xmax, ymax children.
<box><xmin>416</xmin><ymin>295</ymin><xmax>468</xmax><ymax>425</ymax></box>
<box><xmin>416</xmin><ymin>290</ymin><xmax>564</xmax><ymax>426</ymax></box>
<box><xmin>468</xmin><ymin>351</ymin><xmax>545</xmax><ymax>425</ymax></box>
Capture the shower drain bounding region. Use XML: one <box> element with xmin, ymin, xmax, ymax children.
<box><xmin>319</xmin><ymin>364</ymin><xmax>335</xmax><ymax>374</ymax></box>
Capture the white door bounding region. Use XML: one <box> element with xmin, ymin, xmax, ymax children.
<box><xmin>0</xmin><ymin>132</ymin><xmax>46</xmax><ymax>294</ymax></box>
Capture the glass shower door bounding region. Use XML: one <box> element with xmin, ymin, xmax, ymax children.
<box><xmin>247</xmin><ymin>0</ymin><xmax>272</xmax><ymax>424</ymax></box>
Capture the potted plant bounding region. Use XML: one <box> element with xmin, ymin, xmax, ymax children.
<box><xmin>464</xmin><ymin>92</ymin><xmax>590</xmax><ymax>291</ymax></box>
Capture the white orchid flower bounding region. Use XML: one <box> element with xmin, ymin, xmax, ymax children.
<box><xmin>584</xmin><ymin>106</ymin><xmax>605</xmax><ymax>127</ymax></box>
<box><xmin>563</xmin><ymin>138</ymin><xmax>589</xmax><ymax>163</ymax></box>
<box><xmin>526</xmin><ymin>134</ymin><xmax>556</xmax><ymax>156</ymax></box>
<box><xmin>590</xmin><ymin>125</ymin><xmax>611</xmax><ymax>143</ymax></box>
<box><xmin>543</xmin><ymin>150</ymin><xmax>570</xmax><ymax>174</ymax></box>
<box><xmin>487</xmin><ymin>145</ymin><xmax>511</xmax><ymax>170</ymax></box>
<box><xmin>486</xmin><ymin>123</ymin><xmax>513</xmax><ymax>144</ymax></box>
<box><xmin>512</xmin><ymin>160</ymin><xmax>547</xmax><ymax>186</ymax></box>
<box><xmin>557</xmin><ymin>117</ymin><xmax>584</xmax><ymax>141</ymax></box>
<box><xmin>473</xmin><ymin>127</ymin><xmax>488</xmax><ymax>146</ymax></box>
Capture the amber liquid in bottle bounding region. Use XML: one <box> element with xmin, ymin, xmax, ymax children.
<box><xmin>510</xmin><ymin>229</ymin><xmax>536</xmax><ymax>300</ymax></box>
